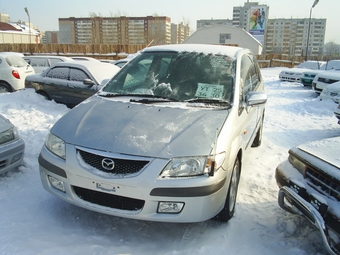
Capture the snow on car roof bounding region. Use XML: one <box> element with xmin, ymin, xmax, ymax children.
<box><xmin>142</xmin><ymin>44</ymin><xmax>246</xmax><ymax>57</ymax></box>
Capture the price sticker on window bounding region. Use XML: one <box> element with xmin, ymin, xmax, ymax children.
<box><xmin>195</xmin><ymin>83</ymin><xmax>224</xmax><ymax>99</ymax></box>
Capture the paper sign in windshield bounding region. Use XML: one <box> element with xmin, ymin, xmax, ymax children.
<box><xmin>195</xmin><ymin>83</ymin><xmax>224</xmax><ymax>99</ymax></box>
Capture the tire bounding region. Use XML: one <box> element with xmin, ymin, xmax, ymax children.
<box><xmin>0</xmin><ymin>83</ymin><xmax>12</xmax><ymax>93</ymax></box>
<box><xmin>252</xmin><ymin>114</ymin><xmax>264</xmax><ymax>147</ymax></box>
<box><xmin>215</xmin><ymin>157</ymin><xmax>241</xmax><ymax>222</ymax></box>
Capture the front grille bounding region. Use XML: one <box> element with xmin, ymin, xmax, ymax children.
<box><xmin>78</xmin><ymin>149</ymin><xmax>149</xmax><ymax>175</ymax></box>
<box><xmin>317</xmin><ymin>77</ymin><xmax>339</xmax><ymax>84</ymax></box>
<box><xmin>306</xmin><ymin>167</ymin><xmax>340</xmax><ymax>201</ymax></box>
<box><xmin>73</xmin><ymin>186</ymin><xmax>145</xmax><ymax>211</ymax></box>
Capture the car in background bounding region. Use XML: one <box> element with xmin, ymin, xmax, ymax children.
<box><xmin>0</xmin><ymin>114</ymin><xmax>25</xmax><ymax>175</ymax></box>
<box><xmin>301</xmin><ymin>60</ymin><xmax>340</xmax><ymax>87</ymax></box>
<box><xmin>38</xmin><ymin>44</ymin><xmax>267</xmax><ymax>223</ymax></box>
<box><xmin>99</xmin><ymin>58</ymin><xmax>130</xmax><ymax>68</ymax></box>
<box><xmin>23</xmin><ymin>55</ymin><xmax>74</xmax><ymax>73</ymax></box>
<box><xmin>320</xmin><ymin>81</ymin><xmax>340</xmax><ymax>103</ymax></box>
<box><xmin>279</xmin><ymin>61</ymin><xmax>326</xmax><ymax>83</ymax></box>
<box><xmin>25</xmin><ymin>61</ymin><xmax>120</xmax><ymax>108</ymax></box>
<box><xmin>71</xmin><ymin>56</ymin><xmax>99</xmax><ymax>62</ymax></box>
<box><xmin>275</xmin><ymin>137</ymin><xmax>340</xmax><ymax>255</ymax></box>
<box><xmin>312</xmin><ymin>70</ymin><xmax>340</xmax><ymax>94</ymax></box>
<box><xmin>334</xmin><ymin>103</ymin><xmax>340</xmax><ymax>125</ymax></box>
<box><xmin>0</xmin><ymin>52</ymin><xmax>35</xmax><ymax>92</ymax></box>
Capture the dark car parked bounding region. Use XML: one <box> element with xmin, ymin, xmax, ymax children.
<box><xmin>25</xmin><ymin>61</ymin><xmax>120</xmax><ymax>107</ymax></box>
<box><xmin>275</xmin><ymin>137</ymin><xmax>340</xmax><ymax>255</ymax></box>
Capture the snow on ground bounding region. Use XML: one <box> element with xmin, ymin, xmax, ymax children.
<box><xmin>0</xmin><ymin>67</ymin><xmax>339</xmax><ymax>255</ymax></box>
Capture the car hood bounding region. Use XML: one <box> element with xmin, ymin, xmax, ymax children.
<box><xmin>51</xmin><ymin>97</ymin><xmax>229</xmax><ymax>158</ymax></box>
<box><xmin>316</xmin><ymin>70</ymin><xmax>340</xmax><ymax>79</ymax></box>
<box><xmin>324</xmin><ymin>82</ymin><xmax>340</xmax><ymax>91</ymax></box>
<box><xmin>280</xmin><ymin>68</ymin><xmax>311</xmax><ymax>74</ymax></box>
<box><xmin>294</xmin><ymin>137</ymin><xmax>340</xmax><ymax>179</ymax></box>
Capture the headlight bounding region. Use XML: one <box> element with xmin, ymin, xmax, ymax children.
<box><xmin>159</xmin><ymin>153</ymin><xmax>225</xmax><ymax>178</ymax></box>
<box><xmin>288</xmin><ymin>154</ymin><xmax>306</xmax><ymax>176</ymax></box>
<box><xmin>45</xmin><ymin>132</ymin><xmax>66</xmax><ymax>159</ymax></box>
<box><xmin>0</xmin><ymin>127</ymin><xmax>16</xmax><ymax>144</ymax></box>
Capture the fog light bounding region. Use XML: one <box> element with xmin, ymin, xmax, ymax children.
<box><xmin>48</xmin><ymin>175</ymin><xmax>65</xmax><ymax>192</ymax></box>
<box><xmin>157</xmin><ymin>202</ymin><xmax>184</xmax><ymax>214</ymax></box>
<box><xmin>11</xmin><ymin>153</ymin><xmax>22</xmax><ymax>164</ymax></box>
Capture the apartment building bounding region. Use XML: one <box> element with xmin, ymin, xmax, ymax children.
<box><xmin>171</xmin><ymin>22</ymin><xmax>190</xmax><ymax>44</ymax></box>
<box><xmin>265</xmin><ymin>18</ymin><xmax>326</xmax><ymax>56</ymax></box>
<box><xmin>58</xmin><ymin>16</ymin><xmax>175</xmax><ymax>45</ymax></box>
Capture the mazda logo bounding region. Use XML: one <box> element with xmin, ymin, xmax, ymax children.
<box><xmin>102</xmin><ymin>158</ymin><xmax>115</xmax><ymax>171</ymax></box>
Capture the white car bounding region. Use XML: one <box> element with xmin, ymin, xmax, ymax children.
<box><xmin>38</xmin><ymin>44</ymin><xmax>267</xmax><ymax>223</ymax></box>
<box><xmin>0</xmin><ymin>114</ymin><xmax>25</xmax><ymax>175</ymax></box>
<box><xmin>301</xmin><ymin>60</ymin><xmax>340</xmax><ymax>87</ymax></box>
<box><xmin>23</xmin><ymin>55</ymin><xmax>74</xmax><ymax>73</ymax></box>
<box><xmin>279</xmin><ymin>61</ymin><xmax>326</xmax><ymax>83</ymax></box>
<box><xmin>0</xmin><ymin>52</ymin><xmax>35</xmax><ymax>92</ymax></box>
<box><xmin>320</xmin><ymin>81</ymin><xmax>340</xmax><ymax>103</ymax></box>
<box><xmin>312</xmin><ymin>70</ymin><xmax>340</xmax><ymax>94</ymax></box>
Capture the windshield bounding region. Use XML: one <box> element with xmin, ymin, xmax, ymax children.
<box><xmin>102</xmin><ymin>51</ymin><xmax>235</xmax><ymax>103</ymax></box>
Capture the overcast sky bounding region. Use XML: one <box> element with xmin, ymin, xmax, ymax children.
<box><xmin>1</xmin><ymin>0</ymin><xmax>338</xmax><ymax>44</ymax></box>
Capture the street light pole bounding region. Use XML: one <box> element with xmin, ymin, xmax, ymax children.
<box><xmin>24</xmin><ymin>7</ymin><xmax>31</xmax><ymax>53</ymax></box>
<box><xmin>305</xmin><ymin>0</ymin><xmax>319</xmax><ymax>61</ymax></box>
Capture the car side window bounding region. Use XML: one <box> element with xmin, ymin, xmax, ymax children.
<box><xmin>46</xmin><ymin>67</ymin><xmax>69</xmax><ymax>80</ymax></box>
<box><xmin>31</xmin><ymin>58</ymin><xmax>48</xmax><ymax>67</ymax></box>
<box><xmin>49</xmin><ymin>58</ymin><xmax>63</xmax><ymax>67</ymax></box>
<box><xmin>69</xmin><ymin>68</ymin><xmax>90</xmax><ymax>82</ymax></box>
<box><xmin>240</xmin><ymin>55</ymin><xmax>253</xmax><ymax>104</ymax></box>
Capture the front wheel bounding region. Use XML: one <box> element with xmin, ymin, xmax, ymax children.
<box><xmin>215</xmin><ymin>157</ymin><xmax>241</xmax><ymax>222</ymax></box>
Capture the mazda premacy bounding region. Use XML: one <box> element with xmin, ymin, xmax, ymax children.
<box><xmin>39</xmin><ymin>44</ymin><xmax>267</xmax><ymax>223</ymax></box>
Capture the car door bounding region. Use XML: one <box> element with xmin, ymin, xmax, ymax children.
<box><xmin>42</xmin><ymin>66</ymin><xmax>70</xmax><ymax>105</ymax></box>
<box><xmin>237</xmin><ymin>54</ymin><xmax>260</xmax><ymax>149</ymax></box>
<box><xmin>67</xmin><ymin>67</ymin><xmax>97</xmax><ymax>107</ymax></box>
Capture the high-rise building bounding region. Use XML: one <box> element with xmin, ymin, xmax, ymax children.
<box><xmin>265</xmin><ymin>18</ymin><xmax>326</xmax><ymax>56</ymax></box>
<box><xmin>171</xmin><ymin>22</ymin><xmax>190</xmax><ymax>44</ymax></box>
<box><xmin>58</xmin><ymin>16</ymin><xmax>179</xmax><ymax>45</ymax></box>
<box><xmin>0</xmin><ymin>13</ymin><xmax>10</xmax><ymax>22</ymax></box>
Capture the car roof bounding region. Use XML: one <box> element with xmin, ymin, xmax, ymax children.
<box><xmin>142</xmin><ymin>44</ymin><xmax>248</xmax><ymax>57</ymax></box>
<box><xmin>24</xmin><ymin>55</ymin><xmax>74</xmax><ymax>60</ymax></box>
<box><xmin>0</xmin><ymin>52</ymin><xmax>25</xmax><ymax>57</ymax></box>
<box><xmin>52</xmin><ymin>60</ymin><xmax>120</xmax><ymax>82</ymax></box>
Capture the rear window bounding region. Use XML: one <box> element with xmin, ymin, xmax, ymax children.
<box><xmin>5</xmin><ymin>56</ymin><xmax>28</xmax><ymax>68</ymax></box>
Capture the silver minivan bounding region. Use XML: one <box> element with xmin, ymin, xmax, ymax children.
<box><xmin>39</xmin><ymin>44</ymin><xmax>267</xmax><ymax>223</ymax></box>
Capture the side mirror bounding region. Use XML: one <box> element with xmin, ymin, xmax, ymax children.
<box><xmin>245</xmin><ymin>92</ymin><xmax>267</xmax><ymax>113</ymax></box>
<box><xmin>83</xmin><ymin>78</ymin><xmax>95</xmax><ymax>86</ymax></box>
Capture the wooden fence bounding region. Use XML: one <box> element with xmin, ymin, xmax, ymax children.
<box><xmin>0</xmin><ymin>43</ymin><xmax>336</xmax><ymax>67</ymax></box>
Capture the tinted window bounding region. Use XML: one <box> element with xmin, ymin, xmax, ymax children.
<box><xmin>69</xmin><ymin>68</ymin><xmax>90</xmax><ymax>82</ymax></box>
<box><xmin>46</xmin><ymin>67</ymin><xmax>69</xmax><ymax>80</ymax></box>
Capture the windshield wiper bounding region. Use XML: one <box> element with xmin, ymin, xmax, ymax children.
<box><xmin>185</xmin><ymin>98</ymin><xmax>230</xmax><ymax>105</ymax></box>
<box><xmin>130</xmin><ymin>97</ymin><xmax>179</xmax><ymax>104</ymax></box>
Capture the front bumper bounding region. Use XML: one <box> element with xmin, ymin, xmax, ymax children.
<box><xmin>0</xmin><ymin>138</ymin><xmax>25</xmax><ymax>175</ymax></box>
<box><xmin>275</xmin><ymin>165</ymin><xmax>340</xmax><ymax>255</ymax></box>
<box><xmin>38</xmin><ymin>145</ymin><xmax>230</xmax><ymax>223</ymax></box>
